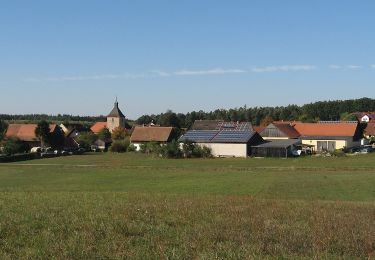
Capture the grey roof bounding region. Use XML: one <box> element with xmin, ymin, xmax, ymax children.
<box><xmin>107</xmin><ymin>101</ymin><xmax>125</xmax><ymax>118</ymax></box>
<box><xmin>251</xmin><ymin>139</ymin><xmax>301</xmax><ymax>149</ymax></box>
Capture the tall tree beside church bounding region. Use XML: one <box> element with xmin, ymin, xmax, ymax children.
<box><xmin>0</xmin><ymin>120</ymin><xmax>8</xmax><ymax>141</ymax></box>
<box><xmin>35</xmin><ymin>120</ymin><xmax>50</xmax><ymax>148</ymax></box>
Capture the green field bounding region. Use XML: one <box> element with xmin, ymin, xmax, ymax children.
<box><xmin>0</xmin><ymin>153</ymin><xmax>375</xmax><ymax>259</ymax></box>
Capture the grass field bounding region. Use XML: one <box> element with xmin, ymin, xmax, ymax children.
<box><xmin>0</xmin><ymin>153</ymin><xmax>375</xmax><ymax>259</ymax></box>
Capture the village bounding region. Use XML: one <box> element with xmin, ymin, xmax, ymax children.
<box><xmin>1</xmin><ymin>99</ymin><xmax>374</xmax><ymax>161</ymax></box>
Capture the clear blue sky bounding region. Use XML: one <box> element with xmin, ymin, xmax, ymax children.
<box><xmin>1</xmin><ymin>1</ymin><xmax>374</xmax><ymax>119</ymax></box>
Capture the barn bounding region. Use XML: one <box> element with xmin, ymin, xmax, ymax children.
<box><xmin>130</xmin><ymin>126</ymin><xmax>176</xmax><ymax>151</ymax></box>
<box><xmin>179</xmin><ymin>121</ymin><xmax>263</xmax><ymax>158</ymax></box>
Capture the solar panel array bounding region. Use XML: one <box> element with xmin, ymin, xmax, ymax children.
<box><xmin>179</xmin><ymin>130</ymin><xmax>218</xmax><ymax>142</ymax></box>
<box><xmin>213</xmin><ymin>131</ymin><xmax>254</xmax><ymax>143</ymax></box>
<box><xmin>179</xmin><ymin>129</ymin><xmax>255</xmax><ymax>143</ymax></box>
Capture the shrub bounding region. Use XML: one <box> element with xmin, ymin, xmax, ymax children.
<box><xmin>160</xmin><ymin>140</ymin><xmax>182</xmax><ymax>158</ymax></box>
<box><xmin>127</xmin><ymin>144</ymin><xmax>137</xmax><ymax>152</ymax></box>
<box><xmin>2</xmin><ymin>137</ymin><xmax>30</xmax><ymax>155</ymax></box>
<box><xmin>110</xmin><ymin>140</ymin><xmax>129</xmax><ymax>153</ymax></box>
<box><xmin>332</xmin><ymin>149</ymin><xmax>346</xmax><ymax>157</ymax></box>
<box><xmin>182</xmin><ymin>141</ymin><xmax>212</xmax><ymax>158</ymax></box>
<box><xmin>140</xmin><ymin>142</ymin><xmax>161</xmax><ymax>155</ymax></box>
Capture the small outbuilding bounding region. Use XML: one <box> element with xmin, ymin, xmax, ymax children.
<box><xmin>251</xmin><ymin>139</ymin><xmax>302</xmax><ymax>158</ymax></box>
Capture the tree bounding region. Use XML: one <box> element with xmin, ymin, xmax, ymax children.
<box><xmin>260</xmin><ymin>115</ymin><xmax>274</xmax><ymax>127</ymax></box>
<box><xmin>35</xmin><ymin>120</ymin><xmax>51</xmax><ymax>147</ymax></box>
<box><xmin>49</xmin><ymin>127</ymin><xmax>65</xmax><ymax>149</ymax></box>
<box><xmin>98</xmin><ymin>127</ymin><xmax>111</xmax><ymax>140</ymax></box>
<box><xmin>2</xmin><ymin>137</ymin><xmax>29</xmax><ymax>155</ymax></box>
<box><xmin>157</xmin><ymin>110</ymin><xmax>181</xmax><ymax>128</ymax></box>
<box><xmin>111</xmin><ymin>127</ymin><xmax>127</xmax><ymax>140</ymax></box>
<box><xmin>0</xmin><ymin>120</ymin><xmax>8</xmax><ymax>141</ymax></box>
<box><xmin>77</xmin><ymin>132</ymin><xmax>98</xmax><ymax>150</ymax></box>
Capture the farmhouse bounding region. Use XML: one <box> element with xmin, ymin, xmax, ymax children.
<box><xmin>130</xmin><ymin>126</ymin><xmax>176</xmax><ymax>151</ymax></box>
<box><xmin>5</xmin><ymin>124</ymin><xmax>61</xmax><ymax>147</ymax></box>
<box><xmin>293</xmin><ymin>121</ymin><xmax>361</xmax><ymax>152</ymax></box>
<box><xmin>179</xmin><ymin>121</ymin><xmax>263</xmax><ymax>158</ymax></box>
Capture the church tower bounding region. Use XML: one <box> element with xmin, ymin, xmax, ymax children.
<box><xmin>107</xmin><ymin>98</ymin><xmax>126</xmax><ymax>132</ymax></box>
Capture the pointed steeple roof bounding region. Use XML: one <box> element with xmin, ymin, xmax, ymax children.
<box><xmin>107</xmin><ymin>98</ymin><xmax>125</xmax><ymax>118</ymax></box>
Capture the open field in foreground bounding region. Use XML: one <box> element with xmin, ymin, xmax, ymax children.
<box><xmin>0</xmin><ymin>153</ymin><xmax>375</xmax><ymax>259</ymax></box>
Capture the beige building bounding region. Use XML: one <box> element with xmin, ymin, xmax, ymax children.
<box><xmin>293</xmin><ymin>122</ymin><xmax>360</xmax><ymax>152</ymax></box>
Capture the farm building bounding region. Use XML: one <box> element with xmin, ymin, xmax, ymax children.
<box><xmin>130</xmin><ymin>126</ymin><xmax>176</xmax><ymax>151</ymax></box>
<box><xmin>293</xmin><ymin>121</ymin><xmax>361</xmax><ymax>152</ymax></box>
<box><xmin>251</xmin><ymin>139</ymin><xmax>302</xmax><ymax>158</ymax></box>
<box><xmin>260</xmin><ymin>123</ymin><xmax>300</xmax><ymax>140</ymax></box>
<box><xmin>5</xmin><ymin>124</ymin><xmax>62</xmax><ymax>148</ymax></box>
<box><xmin>179</xmin><ymin>121</ymin><xmax>264</xmax><ymax>158</ymax></box>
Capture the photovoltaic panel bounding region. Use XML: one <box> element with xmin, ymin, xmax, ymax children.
<box><xmin>212</xmin><ymin>130</ymin><xmax>254</xmax><ymax>143</ymax></box>
<box><xmin>179</xmin><ymin>130</ymin><xmax>218</xmax><ymax>142</ymax></box>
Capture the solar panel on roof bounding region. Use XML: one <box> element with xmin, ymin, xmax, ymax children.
<box><xmin>180</xmin><ymin>130</ymin><xmax>218</xmax><ymax>142</ymax></box>
<box><xmin>212</xmin><ymin>131</ymin><xmax>254</xmax><ymax>143</ymax></box>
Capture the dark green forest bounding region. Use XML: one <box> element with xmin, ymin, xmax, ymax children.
<box><xmin>1</xmin><ymin>98</ymin><xmax>374</xmax><ymax>128</ymax></box>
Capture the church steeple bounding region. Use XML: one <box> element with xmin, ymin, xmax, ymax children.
<box><xmin>107</xmin><ymin>97</ymin><xmax>125</xmax><ymax>118</ymax></box>
<box><xmin>107</xmin><ymin>98</ymin><xmax>126</xmax><ymax>132</ymax></box>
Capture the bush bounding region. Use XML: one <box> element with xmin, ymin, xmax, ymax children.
<box><xmin>2</xmin><ymin>137</ymin><xmax>30</xmax><ymax>155</ymax></box>
<box><xmin>127</xmin><ymin>144</ymin><xmax>137</xmax><ymax>152</ymax></box>
<box><xmin>110</xmin><ymin>140</ymin><xmax>130</xmax><ymax>153</ymax></box>
<box><xmin>160</xmin><ymin>140</ymin><xmax>182</xmax><ymax>158</ymax></box>
<box><xmin>332</xmin><ymin>149</ymin><xmax>346</xmax><ymax>157</ymax></box>
<box><xmin>182</xmin><ymin>141</ymin><xmax>212</xmax><ymax>158</ymax></box>
<box><xmin>140</xmin><ymin>142</ymin><xmax>161</xmax><ymax>155</ymax></box>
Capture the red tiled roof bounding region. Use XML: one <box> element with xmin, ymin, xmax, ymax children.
<box><xmin>90</xmin><ymin>122</ymin><xmax>107</xmax><ymax>134</ymax></box>
<box><xmin>130</xmin><ymin>126</ymin><xmax>174</xmax><ymax>142</ymax></box>
<box><xmin>274</xmin><ymin>124</ymin><xmax>301</xmax><ymax>138</ymax></box>
<box><xmin>364</xmin><ymin>123</ymin><xmax>375</xmax><ymax>136</ymax></box>
<box><xmin>6</xmin><ymin>124</ymin><xmax>57</xmax><ymax>142</ymax></box>
<box><xmin>253</xmin><ymin>126</ymin><xmax>265</xmax><ymax>133</ymax></box>
<box><xmin>293</xmin><ymin>122</ymin><xmax>358</xmax><ymax>137</ymax></box>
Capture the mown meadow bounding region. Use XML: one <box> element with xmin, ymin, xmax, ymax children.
<box><xmin>0</xmin><ymin>153</ymin><xmax>374</xmax><ymax>259</ymax></box>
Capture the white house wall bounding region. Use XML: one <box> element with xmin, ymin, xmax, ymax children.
<box><xmin>198</xmin><ymin>143</ymin><xmax>248</xmax><ymax>158</ymax></box>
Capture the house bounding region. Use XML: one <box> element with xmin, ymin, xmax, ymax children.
<box><xmin>364</xmin><ymin>122</ymin><xmax>375</xmax><ymax>139</ymax></box>
<box><xmin>130</xmin><ymin>126</ymin><xmax>176</xmax><ymax>151</ymax></box>
<box><xmin>357</xmin><ymin>113</ymin><xmax>375</xmax><ymax>123</ymax></box>
<box><xmin>251</xmin><ymin>139</ymin><xmax>302</xmax><ymax>158</ymax></box>
<box><xmin>293</xmin><ymin>121</ymin><xmax>361</xmax><ymax>152</ymax></box>
<box><xmin>179</xmin><ymin>121</ymin><xmax>264</xmax><ymax>158</ymax></box>
<box><xmin>259</xmin><ymin>123</ymin><xmax>300</xmax><ymax>140</ymax></box>
<box><xmin>5</xmin><ymin>124</ymin><xmax>62</xmax><ymax>148</ymax></box>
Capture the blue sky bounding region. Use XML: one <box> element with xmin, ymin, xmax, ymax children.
<box><xmin>0</xmin><ymin>1</ymin><xmax>374</xmax><ymax>119</ymax></box>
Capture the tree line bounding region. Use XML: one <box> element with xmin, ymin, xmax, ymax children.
<box><xmin>136</xmin><ymin>98</ymin><xmax>375</xmax><ymax>128</ymax></box>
